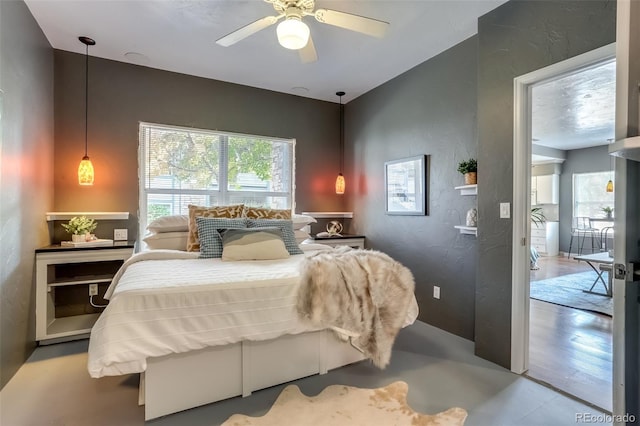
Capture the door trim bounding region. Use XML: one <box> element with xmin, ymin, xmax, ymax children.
<box><xmin>511</xmin><ymin>43</ymin><xmax>616</xmax><ymax>374</ymax></box>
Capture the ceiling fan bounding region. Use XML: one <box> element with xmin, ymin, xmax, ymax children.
<box><xmin>215</xmin><ymin>0</ymin><xmax>389</xmax><ymax>63</ymax></box>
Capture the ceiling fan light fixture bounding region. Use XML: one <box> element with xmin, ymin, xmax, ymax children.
<box><xmin>277</xmin><ymin>18</ymin><xmax>310</xmax><ymax>50</ymax></box>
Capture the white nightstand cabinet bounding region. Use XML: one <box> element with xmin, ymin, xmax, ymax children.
<box><xmin>307</xmin><ymin>235</ymin><xmax>365</xmax><ymax>249</ymax></box>
<box><xmin>35</xmin><ymin>245</ymin><xmax>133</xmax><ymax>344</ymax></box>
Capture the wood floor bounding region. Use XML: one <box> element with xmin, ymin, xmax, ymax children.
<box><xmin>528</xmin><ymin>254</ymin><xmax>613</xmax><ymax>412</ymax></box>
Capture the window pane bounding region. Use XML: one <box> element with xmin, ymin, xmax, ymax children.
<box><xmin>573</xmin><ymin>171</ymin><xmax>614</xmax><ymax>222</ymax></box>
<box><xmin>226</xmin><ymin>137</ymin><xmax>292</xmax><ymax>193</ymax></box>
<box><xmin>145</xmin><ymin>127</ymin><xmax>220</xmax><ymax>190</ymax></box>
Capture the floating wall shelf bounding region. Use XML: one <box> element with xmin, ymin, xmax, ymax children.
<box><xmin>301</xmin><ymin>211</ymin><xmax>353</xmax><ymax>218</ymax></box>
<box><xmin>454</xmin><ymin>184</ymin><xmax>478</xmax><ymax>196</ymax></box>
<box><xmin>454</xmin><ymin>226</ymin><xmax>477</xmax><ymax>236</ymax></box>
<box><xmin>46</xmin><ymin>212</ymin><xmax>130</xmax><ymax>221</ymax></box>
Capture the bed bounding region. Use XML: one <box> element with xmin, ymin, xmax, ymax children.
<box><xmin>88</xmin><ymin>243</ymin><xmax>419</xmax><ymax>420</ymax></box>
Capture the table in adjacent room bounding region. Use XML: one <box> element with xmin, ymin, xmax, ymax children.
<box><xmin>574</xmin><ymin>252</ymin><xmax>614</xmax><ymax>297</ymax></box>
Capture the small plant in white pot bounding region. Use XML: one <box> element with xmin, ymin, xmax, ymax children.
<box><xmin>62</xmin><ymin>216</ymin><xmax>97</xmax><ymax>242</ymax></box>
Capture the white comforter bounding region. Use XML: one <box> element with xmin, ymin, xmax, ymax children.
<box><xmin>88</xmin><ymin>246</ymin><xmax>418</xmax><ymax>378</ymax></box>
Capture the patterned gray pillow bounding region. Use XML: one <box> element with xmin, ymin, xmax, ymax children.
<box><xmin>246</xmin><ymin>219</ymin><xmax>304</xmax><ymax>255</ymax></box>
<box><xmin>196</xmin><ymin>217</ymin><xmax>247</xmax><ymax>258</ymax></box>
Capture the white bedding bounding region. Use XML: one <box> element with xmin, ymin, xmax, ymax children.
<box><xmin>88</xmin><ymin>246</ymin><xmax>419</xmax><ymax>378</ymax></box>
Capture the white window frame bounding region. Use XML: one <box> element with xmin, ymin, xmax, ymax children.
<box><xmin>138</xmin><ymin>122</ymin><xmax>296</xmax><ymax>238</ymax></box>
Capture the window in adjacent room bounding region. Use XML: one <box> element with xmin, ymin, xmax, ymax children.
<box><xmin>572</xmin><ymin>171</ymin><xmax>614</xmax><ymax>230</ymax></box>
<box><xmin>139</xmin><ymin>122</ymin><xmax>295</xmax><ymax>231</ymax></box>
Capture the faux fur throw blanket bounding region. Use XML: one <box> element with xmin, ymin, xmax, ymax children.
<box><xmin>296</xmin><ymin>247</ymin><xmax>415</xmax><ymax>369</ymax></box>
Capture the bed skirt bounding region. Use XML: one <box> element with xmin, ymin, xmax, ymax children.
<box><xmin>139</xmin><ymin>329</ymin><xmax>365</xmax><ymax>420</ymax></box>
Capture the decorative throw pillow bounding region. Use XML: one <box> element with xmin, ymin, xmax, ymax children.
<box><xmin>242</xmin><ymin>206</ymin><xmax>292</xmax><ymax>220</ymax></box>
<box><xmin>142</xmin><ymin>231</ymin><xmax>189</xmax><ymax>251</ymax></box>
<box><xmin>221</xmin><ymin>228</ymin><xmax>290</xmax><ymax>261</ymax></box>
<box><xmin>146</xmin><ymin>215</ymin><xmax>189</xmax><ymax>233</ymax></box>
<box><xmin>246</xmin><ymin>219</ymin><xmax>304</xmax><ymax>255</ymax></box>
<box><xmin>196</xmin><ymin>217</ymin><xmax>247</xmax><ymax>258</ymax></box>
<box><xmin>187</xmin><ymin>204</ymin><xmax>245</xmax><ymax>252</ymax></box>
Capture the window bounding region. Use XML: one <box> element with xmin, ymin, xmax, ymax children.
<box><xmin>139</xmin><ymin>122</ymin><xmax>295</xmax><ymax>234</ymax></box>
<box><xmin>572</xmin><ymin>171</ymin><xmax>614</xmax><ymax>229</ymax></box>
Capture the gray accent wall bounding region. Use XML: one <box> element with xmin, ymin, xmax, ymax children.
<box><xmin>558</xmin><ymin>145</ymin><xmax>611</xmax><ymax>253</ymax></box>
<box><xmin>0</xmin><ymin>1</ymin><xmax>54</xmax><ymax>389</ymax></box>
<box><xmin>476</xmin><ymin>0</ymin><xmax>616</xmax><ymax>368</ymax></box>
<box><xmin>53</xmin><ymin>51</ymin><xmax>344</xmax><ymax>238</ymax></box>
<box><xmin>347</xmin><ymin>37</ymin><xmax>478</xmax><ymax>340</ymax></box>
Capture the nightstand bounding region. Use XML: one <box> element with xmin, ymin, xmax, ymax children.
<box><xmin>35</xmin><ymin>243</ymin><xmax>134</xmax><ymax>344</ymax></box>
<box><xmin>308</xmin><ymin>234</ymin><xmax>365</xmax><ymax>249</ymax></box>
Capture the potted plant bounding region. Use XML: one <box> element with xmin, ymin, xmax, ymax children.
<box><xmin>457</xmin><ymin>158</ymin><xmax>477</xmax><ymax>185</ymax></box>
<box><xmin>531</xmin><ymin>207</ymin><xmax>546</xmax><ymax>227</ymax></box>
<box><xmin>62</xmin><ymin>216</ymin><xmax>98</xmax><ymax>242</ymax></box>
<box><xmin>601</xmin><ymin>206</ymin><xmax>614</xmax><ymax>219</ymax></box>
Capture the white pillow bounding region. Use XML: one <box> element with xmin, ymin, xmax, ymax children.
<box><xmin>294</xmin><ymin>229</ymin><xmax>310</xmax><ymax>244</ymax></box>
<box><xmin>147</xmin><ymin>215</ymin><xmax>189</xmax><ymax>233</ymax></box>
<box><xmin>292</xmin><ymin>214</ymin><xmax>317</xmax><ymax>230</ymax></box>
<box><xmin>143</xmin><ymin>231</ymin><xmax>189</xmax><ymax>250</ymax></box>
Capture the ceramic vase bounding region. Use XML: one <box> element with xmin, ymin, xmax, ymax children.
<box><xmin>466</xmin><ymin>208</ymin><xmax>478</xmax><ymax>227</ymax></box>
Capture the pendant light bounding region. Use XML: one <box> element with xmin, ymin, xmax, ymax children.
<box><xmin>77</xmin><ymin>36</ymin><xmax>95</xmax><ymax>186</ymax></box>
<box><xmin>335</xmin><ymin>91</ymin><xmax>346</xmax><ymax>195</ymax></box>
<box><xmin>606</xmin><ymin>139</ymin><xmax>614</xmax><ymax>192</ymax></box>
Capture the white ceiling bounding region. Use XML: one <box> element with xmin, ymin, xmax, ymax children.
<box><xmin>531</xmin><ymin>59</ymin><xmax>616</xmax><ymax>152</ymax></box>
<box><xmin>25</xmin><ymin>0</ymin><xmax>507</xmax><ymax>104</ymax></box>
<box><xmin>25</xmin><ymin>0</ymin><xmax>615</xmax><ymax>151</ymax></box>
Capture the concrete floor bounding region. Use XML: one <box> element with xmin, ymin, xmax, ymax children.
<box><xmin>1</xmin><ymin>321</ymin><xmax>610</xmax><ymax>425</ymax></box>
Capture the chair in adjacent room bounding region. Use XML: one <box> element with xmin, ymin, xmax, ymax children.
<box><xmin>567</xmin><ymin>217</ymin><xmax>600</xmax><ymax>258</ymax></box>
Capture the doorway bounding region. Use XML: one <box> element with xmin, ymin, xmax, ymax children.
<box><xmin>511</xmin><ymin>43</ymin><xmax>616</xmax><ymax>411</ymax></box>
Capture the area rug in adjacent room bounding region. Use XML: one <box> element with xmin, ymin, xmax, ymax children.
<box><xmin>221</xmin><ymin>381</ymin><xmax>467</xmax><ymax>426</ymax></box>
<box><xmin>530</xmin><ymin>271</ymin><xmax>612</xmax><ymax>316</ymax></box>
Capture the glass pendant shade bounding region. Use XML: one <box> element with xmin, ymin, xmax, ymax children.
<box><xmin>606</xmin><ymin>179</ymin><xmax>614</xmax><ymax>192</ymax></box>
<box><xmin>277</xmin><ymin>19</ymin><xmax>310</xmax><ymax>50</ymax></box>
<box><xmin>78</xmin><ymin>156</ymin><xmax>94</xmax><ymax>185</ymax></box>
<box><xmin>335</xmin><ymin>173</ymin><xmax>345</xmax><ymax>195</ymax></box>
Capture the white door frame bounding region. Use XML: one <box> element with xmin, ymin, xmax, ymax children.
<box><xmin>511</xmin><ymin>43</ymin><xmax>616</xmax><ymax>375</ymax></box>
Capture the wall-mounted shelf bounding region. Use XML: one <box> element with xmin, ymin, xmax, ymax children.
<box><xmin>301</xmin><ymin>211</ymin><xmax>353</xmax><ymax>218</ymax></box>
<box><xmin>46</xmin><ymin>212</ymin><xmax>129</xmax><ymax>221</ymax></box>
<box><xmin>454</xmin><ymin>226</ymin><xmax>477</xmax><ymax>236</ymax></box>
<box><xmin>454</xmin><ymin>184</ymin><xmax>477</xmax><ymax>196</ymax></box>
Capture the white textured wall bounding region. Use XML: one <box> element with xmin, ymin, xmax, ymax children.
<box><xmin>0</xmin><ymin>0</ymin><xmax>54</xmax><ymax>389</ymax></box>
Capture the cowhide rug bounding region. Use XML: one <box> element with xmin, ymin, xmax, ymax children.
<box><xmin>221</xmin><ymin>381</ymin><xmax>468</xmax><ymax>426</ymax></box>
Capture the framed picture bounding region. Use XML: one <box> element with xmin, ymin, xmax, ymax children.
<box><xmin>384</xmin><ymin>155</ymin><xmax>428</xmax><ymax>215</ymax></box>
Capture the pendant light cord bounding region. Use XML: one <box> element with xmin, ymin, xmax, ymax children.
<box><xmin>84</xmin><ymin>42</ymin><xmax>89</xmax><ymax>158</ymax></box>
<box><xmin>339</xmin><ymin>93</ymin><xmax>343</xmax><ymax>174</ymax></box>
<box><xmin>337</xmin><ymin>91</ymin><xmax>345</xmax><ymax>174</ymax></box>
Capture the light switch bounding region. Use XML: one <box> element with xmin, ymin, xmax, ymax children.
<box><xmin>500</xmin><ymin>203</ymin><xmax>510</xmax><ymax>218</ymax></box>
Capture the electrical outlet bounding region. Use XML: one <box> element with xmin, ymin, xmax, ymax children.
<box><xmin>114</xmin><ymin>229</ymin><xmax>128</xmax><ymax>241</ymax></box>
<box><xmin>433</xmin><ymin>286</ymin><xmax>441</xmax><ymax>299</ymax></box>
<box><xmin>89</xmin><ymin>284</ymin><xmax>98</xmax><ymax>296</ymax></box>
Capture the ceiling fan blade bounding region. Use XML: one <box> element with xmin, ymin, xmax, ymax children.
<box><xmin>216</xmin><ymin>16</ymin><xmax>279</xmax><ymax>47</ymax></box>
<box><xmin>314</xmin><ymin>9</ymin><xmax>389</xmax><ymax>38</ymax></box>
<box><xmin>299</xmin><ymin>35</ymin><xmax>318</xmax><ymax>63</ymax></box>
